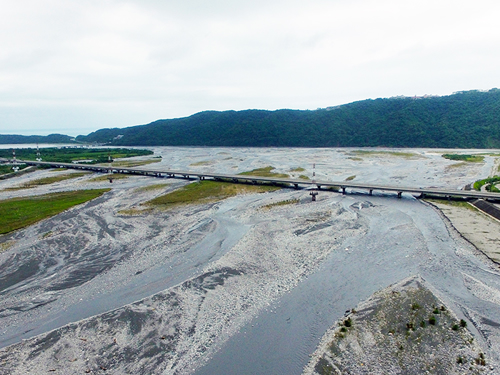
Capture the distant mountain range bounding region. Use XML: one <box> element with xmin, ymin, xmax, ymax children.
<box><xmin>0</xmin><ymin>133</ymin><xmax>74</xmax><ymax>145</ymax></box>
<box><xmin>3</xmin><ymin>89</ymin><xmax>500</xmax><ymax>148</ymax></box>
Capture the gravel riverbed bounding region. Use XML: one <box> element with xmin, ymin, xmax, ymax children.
<box><xmin>0</xmin><ymin>147</ymin><xmax>500</xmax><ymax>374</ymax></box>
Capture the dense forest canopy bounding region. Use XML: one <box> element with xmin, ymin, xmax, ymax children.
<box><xmin>3</xmin><ymin>89</ymin><xmax>500</xmax><ymax>148</ymax></box>
<box><xmin>0</xmin><ymin>134</ymin><xmax>74</xmax><ymax>145</ymax></box>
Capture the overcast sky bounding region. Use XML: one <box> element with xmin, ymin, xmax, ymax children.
<box><xmin>1</xmin><ymin>0</ymin><xmax>499</xmax><ymax>136</ymax></box>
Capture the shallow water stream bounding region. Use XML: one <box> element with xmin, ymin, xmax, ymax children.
<box><xmin>1</xmin><ymin>147</ymin><xmax>500</xmax><ymax>374</ymax></box>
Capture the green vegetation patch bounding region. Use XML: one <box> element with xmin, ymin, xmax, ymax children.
<box><xmin>472</xmin><ymin>176</ymin><xmax>500</xmax><ymax>191</ymax></box>
<box><xmin>290</xmin><ymin>167</ymin><xmax>306</xmax><ymax>172</ymax></box>
<box><xmin>313</xmin><ymin>278</ymin><xmax>484</xmax><ymax>374</ymax></box>
<box><xmin>0</xmin><ymin>147</ymin><xmax>153</xmax><ymax>164</ymax></box>
<box><xmin>89</xmin><ymin>173</ymin><xmax>130</xmax><ymax>182</ymax></box>
<box><xmin>0</xmin><ymin>241</ymin><xmax>15</xmax><ymax>254</ymax></box>
<box><xmin>442</xmin><ymin>154</ymin><xmax>484</xmax><ymax>163</ymax></box>
<box><xmin>145</xmin><ymin>180</ymin><xmax>279</xmax><ymax>209</ymax></box>
<box><xmin>238</xmin><ymin>166</ymin><xmax>290</xmax><ymax>178</ymax></box>
<box><xmin>299</xmin><ymin>175</ymin><xmax>310</xmax><ymax>180</ymax></box>
<box><xmin>135</xmin><ymin>183</ymin><xmax>170</xmax><ymax>193</ymax></box>
<box><xmin>3</xmin><ymin>172</ymin><xmax>90</xmax><ymax>191</ymax></box>
<box><xmin>190</xmin><ymin>161</ymin><xmax>213</xmax><ymax>166</ymax></box>
<box><xmin>261</xmin><ymin>198</ymin><xmax>300</xmax><ymax>210</ymax></box>
<box><xmin>425</xmin><ymin>199</ymin><xmax>479</xmax><ymax>212</ymax></box>
<box><xmin>445</xmin><ymin>162</ymin><xmax>468</xmax><ymax>171</ymax></box>
<box><xmin>345</xmin><ymin>175</ymin><xmax>356</xmax><ymax>181</ymax></box>
<box><xmin>109</xmin><ymin>159</ymin><xmax>161</xmax><ymax>168</ymax></box>
<box><xmin>489</xmin><ymin>184</ymin><xmax>500</xmax><ymax>193</ymax></box>
<box><xmin>0</xmin><ymin>164</ymin><xmax>28</xmax><ymax>176</ymax></box>
<box><xmin>49</xmin><ymin>168</ymin><xmax>68</xmax><ymax>172</ymax></box>
<box><xmin>350</xmin><ymin>150</ymin><xmax>421</xmax><ymax>159</ymax></box>
<box><xmin>0</xmin><ymin>189</ymin><xmax>110</xmax><ymax>234</ymax></box>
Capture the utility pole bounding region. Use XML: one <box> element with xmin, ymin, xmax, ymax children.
<box><xmin>36</xmin><ymin>144</ymin><xmax>42</xmax><ymax>161</ymax></box>
<box><xmin>310</xmin><ymin>163</ymin><xmax>318</xmax><ymax>201</ymax></box>
<box><xmin>12</xmin><ymin>149</ymin><xmax>19</xmax><ymax>172</ymax></box>
<box><xmin>107</xmin><ymin>152</ymin><xmax>113</xmax><ymax>183</ymax></box>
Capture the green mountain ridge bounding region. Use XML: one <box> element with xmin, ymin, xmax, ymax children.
<box><xmin>0</xmin><ymin>134</ymin><xmax>74</xmax><ymax>145</ymax></box>
<box><xmin>3</xmin><ymin>89</ymin><xmax>500</xmax><ymax>148</ymax></box>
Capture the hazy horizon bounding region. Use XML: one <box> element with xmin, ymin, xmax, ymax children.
<box><xmin>1</xmin><ymin>0</ymin><xmax>499</xmax><ymax>136</ymax></box>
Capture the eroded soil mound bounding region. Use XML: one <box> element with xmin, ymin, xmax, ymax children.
<box><xmin>305</xmin><ymin>276</ymin><xmax>493</xmax><ymax>375</ymax></box>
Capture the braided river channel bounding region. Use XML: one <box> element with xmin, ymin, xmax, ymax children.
<box><xmin>1</xmin><ymin>146</ymin><xmax>500</xmax><ymax>374</ymax></box>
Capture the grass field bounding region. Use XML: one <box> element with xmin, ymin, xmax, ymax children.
<box><xmin>145</xmin><ymin>180</ymin><xmax>280</xmax><ymax>209</ymax></box>
<box><xmin>135</xmin><ymin>183</ymin><xmax>170</xmax><ymax>192</ymax></box>
<box><xmin>190</xmin><ymin>161</ymin><xmax>213</xmax><ymax>166</ymax></box>
<box><xmin>349</xmin><ymin>150</ymin><xmax>421</xmax><ymax>159</ymax></box>
<box><xmin>238</xmin><ymin>166</ymin><xmax>290</xmax><ymax>178</ymax></box>
<box><xmin>108</xmin><ymin>159</ymin><xmax>161</xmax><ymax>168</ymax></box>
<box><xmin>261</xmin><ymin>198</ymin><xmax>300</xmax><ymax>210</ymax></box>
<box><xmin>0</xmin><ymin>147</ymin><xmax>153</xmax><ymax>164</ymax></box>
<box><xmin>442</xmin><ymin>154</ymin><xmax>484</xmax><ymax>163</ymax></box>
<box><xmin>425</xmin><ymin>199</ymin><xmax>479</xmax><ymax>211</ymax></box>
<box><xmin>89</xmin><ymin>173</ymin><xmax>130</xmax><ymax>182</ymax></box>
<box><xmin>2</xmin><ymin>172</ymin><xmax>90</xmax><ymax>191</ymax></box>
<box><xmin>0</xmin><ymin>189</ymin><xmax>110</xmax><ymax>234</ymax></box>
<box><xmin>0</xmin><ymin>164</ymin><xmax>27</xmax><ymax>176</ymax></box>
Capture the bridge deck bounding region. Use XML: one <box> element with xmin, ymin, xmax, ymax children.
<box><xmin>2</xmin><ymin>158</ymin><xmax>500</xmax><ymax>201</ymax></box>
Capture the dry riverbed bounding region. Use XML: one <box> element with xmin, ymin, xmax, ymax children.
<box><xmin>1</xmin><ymin>147</ymin><xmax>500</xmax><ymax>374</ymax></box>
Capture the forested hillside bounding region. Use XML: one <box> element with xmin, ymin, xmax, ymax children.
<box><xmin>76</xmin><ymin>89</ymin><xmax>500</xmax><ymax>148</ymax></box>
<box><xmin>5</xmin><ymin>89</ymin><xmax>500</xmax><ymax>148</ymax></box>
<box><xmin>0</xmin><ymin>134</ymin><xmax>74</xmax><ymax>144</ymax></box>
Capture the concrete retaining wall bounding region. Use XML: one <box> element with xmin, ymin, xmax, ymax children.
<box><xmin>471</xmin><ymin>199</ymin><xmax>500</xmax><ymax>221</ymax></box>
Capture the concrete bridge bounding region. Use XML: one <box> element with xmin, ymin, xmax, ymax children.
<box><xmin>2</xmin><ymin>158</ymin><xmax>500</xmax><ymax>202</ymax></box>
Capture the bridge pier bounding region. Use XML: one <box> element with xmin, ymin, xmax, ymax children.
<box><xmin>9</xmin><ymin>159</ymin><xmax>500</xmax><ymax>203</ymax></box>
